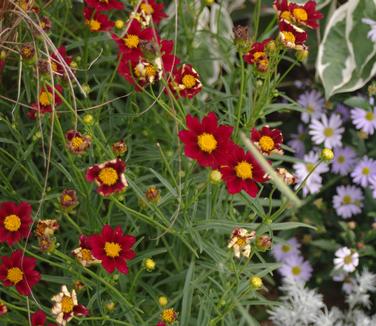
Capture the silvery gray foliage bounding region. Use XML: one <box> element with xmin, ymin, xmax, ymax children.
<box><xmin>268</xmin><ymin>269</ymin><xmax>376</xmax><ymax>326</ymax></box>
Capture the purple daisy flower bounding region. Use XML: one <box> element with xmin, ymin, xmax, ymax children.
<box><xmin>351</xmin><ymin>107</ymin><xmax>376</xmax><ymax>135</ymax></box>
<box><xmin>272</xmin><ymin>238</ymin><xmax>301</xmax><ymax>262</ymax></box>
<box><xmin>298</xmin><ymin>90</ymin><xmax>325</xmax><ymax>123</ymax></box>
<box><xmin>332</xmin><ymin>185</ymin><xmax>363</xmax><ymax>219</ymax></box>
<box><xmin>309</xmin><ymin>114</ymin><xmax>344</xmax><ymax>149</ymax></box>
<box><xmin>370</xmin><ymin>176</ymin><xmax>376</xmax><ymax>199</ymax></box>
<box><xmin>288</xmin><ymin>124</ymin><xmax>305</xmax><ymax>158</ymax></box>
<box><xmin>351</xmin><ymin>156</ymin><xmax>376</xmax><ymax>187</ymax></box>
<box><xmin>362</xmin><ymin>18</ymin><xmax>376</xmax><ymax>42</ymax></box>
<box><xmin>331</xmin><ymin>147</ymin><xmax>357</xmax><ymax>176</ymax></box>
<box><xmin>278</xmin><ymin>255</ymin><xmax>313</xmax><ymax>283</ymax></box>
<box><xmin>334</xmin><ymin>103</ymin><xmax>351</xmax><ymax>123</ymax></box>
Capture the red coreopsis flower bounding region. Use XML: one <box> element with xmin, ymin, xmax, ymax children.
<box><xmin>243</xmin><ymin>39</ymin><xmax>272</xmax><ymax>72</ymax></box>
<box><xmin>50</xmin><ymin>46</ymin><xmax>72</xmax><ymax>76</ymax></box>
<box><xmin>88</xmin><ymin>225</ymin><xmax>136</xmax><ymax>274</ymax></box>
<box><xmin>28</xmin><ymin>85</ymin><xmax>63</xmax><ymax>119</ymax></box>
<box><xmin>131</xmin><ymin>0</ymin><xmax>168</xmax><ymax>27</ymax></box>
<box><xmin>251</xmin><ymin>126</ymin><xmax>283</xmax><ymax>155</ymax></box>
<box><xmin>169</xmin><ymin>64</ymin><xmax>202</xmax><ymax>98</ymax></box>
<box><xmin>0</xmin><ymin>250</ymin><xmax>40</xmax><ymax>296</ymax></box>
<box><xmin>0</xmin><ymin>201</ymin><xmax>32</xmax><ymax>245</ymax></box>
<box><xmin>84</xmin><ymin>7</ymin><xmax>114</xmax><ymax>32</ymax></box>
<box><xmin>178</xmin><ymin>112</ymin><xmax>233</xmax><ymax>168</ymax></box>
<box><xmin>278</xmin><ymin>20</ymin><xmax>307</xmax><ymax>50</ymax></box>
<box><xmin>220</xmin><ymin>145</ymin><xmax>267</xmax><ymax>197</ymax></box>
<box><xmin>65</xmin><ymin>130</ymin><xmax>91</xmax><ymax>155</ymax></box>
<box><xmin>112</xmin><ymin>19</ymin><xmax>154</xmax><ymax>62</ymax></box>
<box><xmin>85</xmin><ymin>0</ymin><xmax>123</xmax><ymax>11</ymax></box>
<box><xmin>72</xmin><ymin>235</ymin><xmax>101</xmax><ymax>267</ymax></box>
<box><xmin>274</xmin><ymin>0</ymin><xmax>323</xmax><ymax>29</ymax></box>
<box><xmin>86</xmin><ymin>158</ymin><xmax>128</xmax><ymax>196</ymax></box>
<box><xmin>31</xmin><ymin>310</ymin><xmax>57</xmax><ymax>326</ymax></box>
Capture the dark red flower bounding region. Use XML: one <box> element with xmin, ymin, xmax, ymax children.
<box><xmin>72</xmin><ymin>235</ymin><xmax>101</xmax><ymax>267</ymax></box>
<box><xmin>0</xmin><ymin>201</ymin><xmax>32</xmax><ymax>245</ymax></box>
<box><xmin>220</xmin><ymin>145</ymin><xmax>267</xmax><ymax>197</ymax></box>
<box><xmin>86</xmin><ymin>159</ymin><xmax>127</xmax><ymax>196</ymax></box>
<box><xmin>112</xmin><ymin>19</ymin><xmax>154</xmax><ymax>62</ymax></box>
<box><xmin>50</xmin><ymin>46</ymin><xmax>72</xmax><ymax>76</ymax></box>
<box><xmin>31</xmin><ymin>310</ymin><xmax>57</xmax><ymax>326</ymax></box>
<box><xmin>84</xmin><ymin>7</ymin><xmax>114</xmax><ymax>32</ymax></box>
<box><xmin>28</xmin><ymin>85</ymin><xmax>63</xmax><ymax>119</ymax></box>
<box><xmin>251</xmin><ymin>126</ymin><xmax>283</xmax><ymax>155</ymax></box>
<box><xmin>0</xmin><ymin>250</ymin><xmax>40</xmax><ymax>296</ymax></box>
<box><xmin>243</xmin><ymin>39</ymin><xmax>272</xmax><ymax>72</ymax></box>
<box><xmin>278</xmin><ymin>20</ymin><xmax>307</xmax><ymax>50</ymax></box>
<box><xmin>85</xmin><ymin>0</ymin><xmax>124</xmax><ymax>11</ymax></box>
<box><xmin>88</xmin><ymin>225</ymin><xmax>136</xmax><ymax>274</ymax></box>
<box><xmin>169</xmin><ymin>64</ymin><xmax>202</xmax><ymax>98</ymax></box>
<box><xmin>132</xmin><ymin>0</ymin><xmax>168</xmax><ymax>27</ymax></box>
<box><xmin>65</xmin><ymin>130</ymin><xmax>91</xmax><ymax>155</ymax></box>
<box><xmin>179</xmin><ymin>112</ymin><xmax>233</xmax><ymax>168</ymax></box>
<box><xmin>60</xmin><ymin>189</ymin><xmax>79</xmax><ymax>210</ymax></box>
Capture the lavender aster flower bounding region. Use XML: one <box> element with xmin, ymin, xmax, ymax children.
<box><xmin>370</xmin><ymin>176</ymin><xmax>376</xmax><ymax>199</ymax></box>
<box><xmin>279</xmin><ymin>255</ymin><xmax>313</xmax><ymax>283</ymax></box>
<box><xmin>351</xmin><ymin>107</ymin><xmax>376</xmax><ymax>135</ymax></box>
<box><xmin>351</xmin><ymin>156</ymin><xmax>376</xmax><ymax>187</ymax></box>
<box><xmin>288</xmin><ymin>124</ymin><xmax>305</xmax><ymax>158</ymax></box>
<box><xmin>362</xmin><ymin>18</ymin><xmax>376</xmax><ymax>42</ymax></box>
<box><xmin>332</xmin><ymin>185</ymin><xmax>364</xmax><ymax>219</ymax></box>
<box><xmin>272</xmin><ymin>238</ymin><xmax>301</xmax><ymax>262</ymax></box>
<box><xmin>335</xmin><ymin>103</ymin><xmax>351</xmax><ymax>123</ymax></box>
<box><xmin>299</xmin><ymin>90</ymin><xmax>325</xmax><ymax>123</ymax></box>
<box><xmin>331</xmin><ymin>147</ymin><xmax>357</xmax><ymax>176</ymax></box>
<box><xmin>309</xmin><ymin>114</ymin><xmax>344</xmax><ymax>149</ymax></box>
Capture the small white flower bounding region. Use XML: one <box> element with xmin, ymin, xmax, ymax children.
<box><xmin>334</xmin><ymin>247</ymin><xmax>359</xmax><ymax>273</ymax></box>
<box><xmin>309</xmin><ymin>114</ymin><xmax>344</xmax><ymax>149</ymax></box>
<box><xmin>227</xmin><ymin>228</ymin><xmax>255</xmax><ymax>258</ymax></box>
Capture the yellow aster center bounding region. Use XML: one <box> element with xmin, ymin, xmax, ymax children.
<box><xmin>344</xmin><ymin>254</ymin><xmax>353</xmax><ymax>265</ymax></box>
<box><xmin>89</xmin><ymin>19</ymin><xmax>101</xmax><ymax>31</ymax></box>
<box><xmin>306</xmin><ymin>163</ymin><xmax>315</xmax><ymax>172</ymax></box>
<box><xmin>281</xmin><ymin>244</ymin><xmax>291</xmax><ymax>253</ymax></box>
<box><xmin>366</xmin><ymin>112</ymin><xmax>374</xmax><ymax>121</ymax></box>
<box><xmin>337</xmin><ymin>155</ymin><xmax>345</xmax><ymax>164</ymax></box>
<box><xmin>7</xmin><ymin>267</ymin><xmax>23</xmax><ymax>284</ymax></box>
<box><xmin>162</xmin><ymin>308</ymin><xmax>176</xmax><ymax>323</ymax></box>
<box><xmin>4</xmin><ymin>214</ymin><xmax>21</xmax><ymax>232</ymax></box>
<box><xmin>236</xmin><ymin>237</ymin><xmax>246</xmax><ymax>247</ymax></box>
<box><xmin>291</xmin><ymin>266</ymin><xmax>301</xmax><ymax>275</ymax></box>
<box><xmin>124</xmin><ymin>34</ymin><xmax>140</xmax><ymax>49</ymax></box>
<box><xmin>81</xmin><ymin>248</ymin><xmax>92</xmax><ymax>261</ymax></box>
<box><xmin>282</xmin><ymin>31</ymin><xmax>296</xmax><ymax>44</ymax></box>
<box><xmin>235</xmin><ymin>161</ymin><xmax>253</xmax><ymax>180</ymax></box>
<box><xmin>71</xmin><ymin>136</ymin><xmax>84</xmax><ymax>150</ymax></box>
<box><xmin>259</xmin><ymin>135</ymin><xmax>275</xmax><ymax>152</ymax></box>
<box><xmin>293</xmin><ymin>8</ymin><xmax>308</xmax><ymax>21</ymax></box>
<box><xmin>342</xmin><ymin>195</ymin><xmax>352</xmax><ymax>205</ymax></box>
<box><xmin>197</xmin><ymin>133</ymin><xmax>217</xmax><ymax>153</ymax></box>
<box><xmin>98</xmin><ymin>167</ymin><xmax>118</xmax><ymax>186</ymax></box>
<box><xmin>145</xmin><ymin>65</ymin><xmax>156</xmax><ymax>77</ymax></box>
<box><xmin>104</xmin><ymin>241</ymin><xmax>122</xmax><ymax>258</ymax></box>
<box><xmin>61</xmin><ymin>296</ymin><xmax>74</xmax><ymax>313</ymax></box>
<box><xmin>307</xmin><ymin>105</ymin><xmax>314</xmax><ymax>113</ymax></box>
<box><xmin>280</xmin><ymin>10</ymin><xmax>292</xmax><ymax>21</ymax></box>
<box><xmin>362</xmin><ymin>167</ymin><xmax>370</xmax><ymax>175</ymax></box>
<box><xmin>141</xmin><ymin>3</ymin><xmax>154</xmax><ymax>15</ymax></box>
<box><xmin>39</xmin><ymin>91</ymin><xmax>52</xmax><ymax>106</ymax></box>
<box><xmin>324</xmin><ymin>128</ymin><xmax>334</xmax><ymax>137</ymax></box>
<box><xmin>182</xmin><ymin>74</ymin><xmax>196</xmax><ymax>89</ymax></box>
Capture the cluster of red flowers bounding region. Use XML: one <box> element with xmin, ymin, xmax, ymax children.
<box><xmin>83</xmin><ymin>0</ymin><xmax>202</xmax><ymax>98</ymax></box>
<box><xmin>178</xmin><ymin>113</ymin><xmax>284</xmax><ymax>197</ymax></box>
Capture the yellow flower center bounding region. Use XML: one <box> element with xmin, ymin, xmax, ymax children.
<box><xmin>62</xmin><ymin>194</ymin><xmax>72</xmax><ymax>202</ymax></box>
<box><xmin>344</xmin><ymin>254</ymin><xmax>353</xmax><ymax>265</ymax></box>
<box><xmin>291</xmin><ymin>266</ymin><xmax>301</xmax><ymax>276</ymax></box>
<box><xmin>61</xmin><ymin>296</ymin><xmax>74</xmax><ymax>313</ymax></box>
<box><xmin>280</xmin><ymin>10</ymin><xmax>292</xmax><ymax>21</ymax></box>
<box><xmin>7</xmin><ymin>267</ymin><xmax>24</xmax><ymax>284</ymax></box>
<box><xmin>71</xmin><ymin>136</ymin><xmax>84</xmax><ymax>150</ymax></box>
<box><xmin>337</xmin><ymin>155</ymin><xmax>345</xmax><ymax>164</ymax></box>
<box><xmin>89</xmin><ymin>19</ymin><xmax>101</xmax><ymax>31</ymax></box>
<box><xmin>366</xmin><ymin>112</ymin><xmax>374</xmax><ymax>121</ymax></box>
<box><xmin>40</xmin><ymin>21</ymin><xmax>46</xmax><ymax>29</ymax></box>
<box><xmin>282</xmin><ymin>31</ymin><xmax>296</xmax><ymax>44</ymax></box>
<box><xmin>197</xmin><ymin>133</ymin><xmax>217</xmax><ymax>153</ymax></box>
<box><xmin>236</xmin><ymin>237</ymin><xmax>247</xmax><ymax>247</ymax></box>
<box><xmin>39</xmin><ymin>91</ymin><xmax>52</xmax><ymax>106</ymax></box>
<box><xmin>342</xmin><ymin>195</ymin><xmax>352</xmax><ymax>205</ymax></box>
<box><xmin>253</xmin><ymin>51</ymin><xmax>265</xmax><ymax>61</ymax></box>
<box><xmin>362</xmin><ymin>167</ymin><xmax>370</xmax><ymax>175</ymax></box>
<box><xmin>21</xmin><ymin>47</ymin><xmax>32</xmax><ymax>58</ymax></box>
<box><xmin>162</xmin><ymin>308</ymin><xmax>176</xmax><ymax>323</ymax></box>
<box><xmin>281</xmin><ymin>244</ymin><xmax>291</xmax><ymax>253</ymax></box>
<box><xmin>235</xmin><ymin>161</ymin><xmax>253</xmax><ymax>180</ymax></box>
<box><xmin>81</xmin><ymin>248</ymin><xmax>93</xmax><ymax>261</ymax></box>
<box><xmin>306</xmin><ymin>163</ymin><xmax>315</xmax><ymax>172</ymax></box>
<box><xmin>259</xmin><ymin>135</ymin><xmax>275</xmax><ymax>152</ymax></box>
<box><xmin>293</xmin><ymin>8</ymin><xmax>308</xmax><ymax>21</ymax></box>
<box><xmin>51</xmin><ymin>61</ymin><xmax>58</xmax><ymax>72</ymax></box>
<box><xmin>104</xmin><ymin>241</ymin><xmax>122</xmax><ymax>258</ymax></box>
<box><xmin>124</xmin><ymin>34</ymin><xmax>140</xmax><ymax>49</ymax></box>
<box><xmin>98</xmin><ymin>167</ymin><xmax>118</xmax><ymax>186</ymax></box>
<box><xmin>182</xmin><ymin>74</ymin><xmax>196</xmax><ymax>89</ymax></box>
<box><xmin>324</xmin><ymin>128</ymin><xmax>334</xmax><ymax>137</ymax></box>
<box><xmin>100</xmin><ymin>0</ymin><xmax>109</xmax><ymax>3</ymax></box>
<box><xmin>140</xmin><ymin>3</ymin><xmax>154</xmax><ymax>15</ymax></box>
<box><xmin>306</xmin><ymin>105</ymin><xmax>314</xmax><ymax>113</ymax></box>
<box><xmin>145</xmin><ymin>65</ymin><xmax>156</xmax><ymax>77</ymax></box>
<box><xmin>4</xmin><ymin>214</ymin><xmax>21</xmax><ymax>232</ymax></box>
